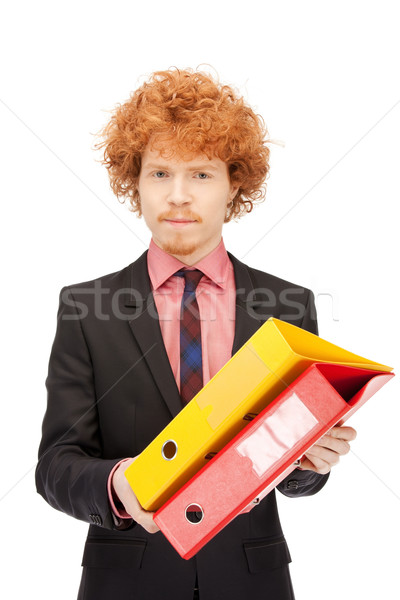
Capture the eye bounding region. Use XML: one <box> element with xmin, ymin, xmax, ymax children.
<box><xmin>196</xmin><ymin>173</ymin><xmax>210</xmax><ymax>179</ymax></box>
<box><xmin>154</xmin><ymin>171</ymin><xmax>167</xmax><ymax>178</ymax></box>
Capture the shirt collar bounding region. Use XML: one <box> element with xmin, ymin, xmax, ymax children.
<box><xmin>147</xmin><ymin>237</ymin><xmax>231</xmax><ymax>291</ymax></box>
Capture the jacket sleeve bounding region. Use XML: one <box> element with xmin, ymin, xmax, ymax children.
<box><xmin>35</xmin><ymin>286</ymin><xmax>136</xmax><ymax>531</ymax></box>
<box><xmin>276</xmin><ymin>289</ymin><xmax>330</xmax><ymax>498</ymax></box>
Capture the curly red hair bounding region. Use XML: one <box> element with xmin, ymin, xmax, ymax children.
<box><xmin>94</xmin><ymin>67</ymin><xmax>273</xmax><ymax>222</ymax></box>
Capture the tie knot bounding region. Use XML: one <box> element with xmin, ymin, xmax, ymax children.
<box><xmin>174</xmin><ymin>268</ymin><xmax>204</xmax><ymax>293</ymax></box>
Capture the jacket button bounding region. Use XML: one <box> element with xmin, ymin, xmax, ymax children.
<box><xmin>286</xmin><ymin>480</ymin><xmax>299</xmax><ymax>490</ymax></box>
<box><xmin>89</xmin><ymin>513</ymin><xmax>102</xmax><ymax>525</ymax></box>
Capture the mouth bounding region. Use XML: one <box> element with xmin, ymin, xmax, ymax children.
<box><xmin>165</xmin><ymin>218</ymin><xmax>196</xmax><ymax>222</ymax></box>
<box><xmin>164</xmin><ymin>218</ymin><xmax>197</xmax><ymax>227</ymax></box>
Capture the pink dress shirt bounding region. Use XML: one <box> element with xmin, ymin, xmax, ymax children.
<box><xmin>107</xmin><ymin>236</ymin><xmax>237</xmax><ymax>519</ymax></box>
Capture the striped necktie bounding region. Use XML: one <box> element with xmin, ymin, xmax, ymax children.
<box><xmin>174</xmin><ymin>268</ymin><xmax>204</xmax><ymax>404</ymax></box>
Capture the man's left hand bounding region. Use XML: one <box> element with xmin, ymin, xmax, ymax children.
<box><xmin>299</xmin><ymin>425</ymin><xmax>357</xmax><ymax>474</ymax></box>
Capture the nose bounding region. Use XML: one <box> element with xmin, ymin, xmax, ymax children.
<box><xmin>167</xmin><ymin>175</ymin><xmax>192</xmax><ymax>207</ymax></box>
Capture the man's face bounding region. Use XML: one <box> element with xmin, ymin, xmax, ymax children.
<box><xmin>137</xmin><ymin>142</ymin><xmax>239</xmax><ymax>265</ymax></box>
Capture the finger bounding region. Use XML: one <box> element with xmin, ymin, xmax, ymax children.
<box><xmin>138</xmin><ymin>513</ymin><xmax>160</xmax><ymax>534</ymax></box>
<box><xmin>313</xmin><ymin>435</ymin><xmax>351</xmax><ymax>456</ymax></box>
<box><xmin>300</xmin><ymin>455</ymin><xmax>331</xmax><ymax>475</ymax></box>
<box><xmin>128</xmin><ymin>503</ymin><xmax>160</xmax><ymax>534</ymax></box>
<box><xmin>297</xmin><ymin>457</ymin><xmax>316</xmax><ymax>472</ymax></box>
<box><xmin>305</xmin><ymin>445</ymin><xmax>340</xmax><ymax>468</ymax></box>
<box><xmin>137</xmin><ymin>506</ymin><xmax>160</xmax><ymax>534</ymax></box>
<box><xmin>328</xmin><ymin>426</ymin><xmax>357</xmax><ymax>441</ymax></box>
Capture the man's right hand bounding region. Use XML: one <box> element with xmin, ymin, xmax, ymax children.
<box><xmin>112</xmin><ymin>456</ymin><xmax>160</xmax><ymax>534</ymax></box>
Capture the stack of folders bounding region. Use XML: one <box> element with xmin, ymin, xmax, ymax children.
<box><xmin>153</xmin><ymin>362</ymin><xmax>393</xmax><ymax>559</ymax></box>
<box><xmin>124</xmin><ymin>317</ymin><xmax>394</xmax><ymax>558</ymax></box>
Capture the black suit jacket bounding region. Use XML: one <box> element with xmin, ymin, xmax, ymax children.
<box><xmin>35</xmin><ymin>249</ymin><xmax>329</xmax><ymax>600</ymax></box>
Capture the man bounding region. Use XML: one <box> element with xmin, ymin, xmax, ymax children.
<box><xmin>35</xmin><ymin>67</ymin><xmax>356</xmax><ymax>600</ymax></box>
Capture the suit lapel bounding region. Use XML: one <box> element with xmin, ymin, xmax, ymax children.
<box><xmin>227</xmin><ymin>251</ymin><xmax>268</xmax><ymax>355</ymax></box>
<box><xmin>123</xmin><ymin>249</ymin><xmax>267</xmax><ymax>418</ymax></box>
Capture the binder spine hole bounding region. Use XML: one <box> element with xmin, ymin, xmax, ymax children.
<box><xmin>185</xmin><ymin>504</ymin><xmax>204</xmax><ymax>524</ymax></box>
<box><xmin>162</xmin><ymin>440</ymin><xmax>177</xmax><ymax>461</ymax></box>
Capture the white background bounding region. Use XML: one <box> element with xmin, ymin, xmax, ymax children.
<box><xmin>1</xmin><ymin>1</ymin><xmax>399</xmax><ymax>598</ymax></box>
